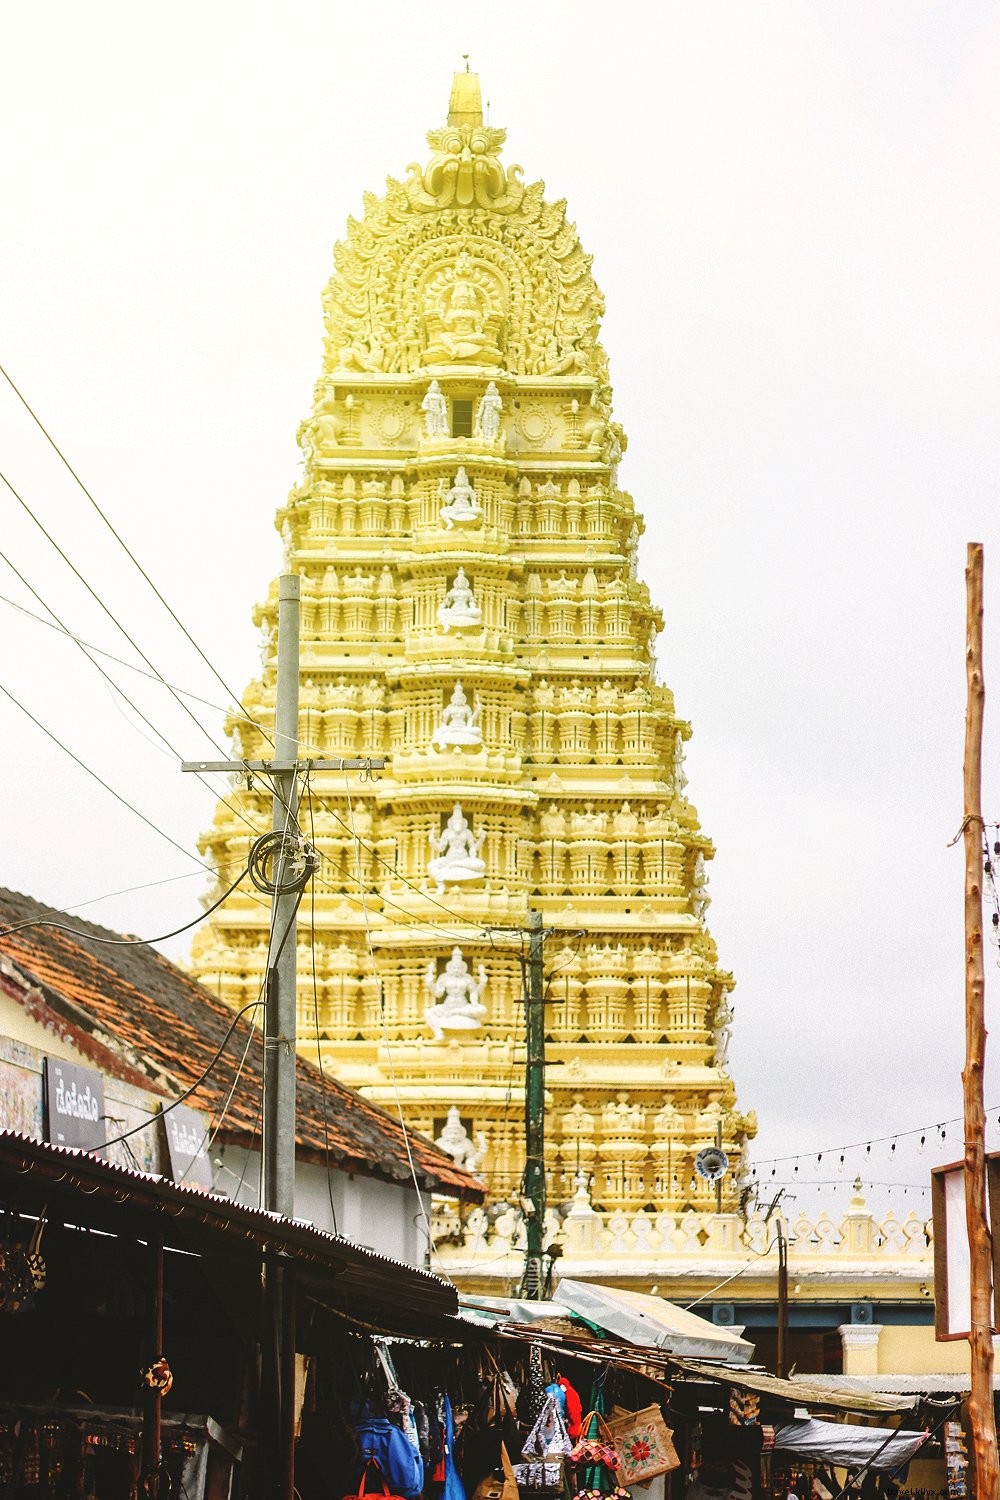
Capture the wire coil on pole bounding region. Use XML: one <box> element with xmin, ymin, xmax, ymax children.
<box><xmin>248</xmin><ymin>831</ymin><xmax>317</xmax><ymax>895</ymax></box>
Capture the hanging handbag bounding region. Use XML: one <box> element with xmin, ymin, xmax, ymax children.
<box><xmin>569</xmin><ymin>1411</ymin><xmax>619</xmax><ymax>1471</ymax></box>
<box><xmin>606</xmin><ymin>1405</ymin><xmax>680</xmax><ymax>1485</ymax></box>
<box><xmin>354</xmin><ymin>1413</ymin><xmax>424</xmax><ymax>1499</ymax></box>
<box><xmin>472</xmin><ymin>1444</ymin><xmax>519</xmax><ymax>1500</ymax></box>
<box><xmin>521</xmin><ymin>1395</ymin><xmax>573</xmax><ymax>1460</ymax></box>
<box><xmin>512</xmin><ymin>1459</ymin><xmax>565</xmax><ymax>1492</ymax></box>
<box><xmin>569</xmin><ymin>1411</ymin><xmax>625</xmax><ymax>1500</ymax></box>
<box><xmin>343</xmin><ymin>1460</ymin><xmax>407</xmax><ymax>1500</ymax></box>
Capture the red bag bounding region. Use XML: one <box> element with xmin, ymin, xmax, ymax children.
<box><xmin>344</xmin><ymin>1460</ymin><xmax>407</xmax><ymax>1500</ymax></box>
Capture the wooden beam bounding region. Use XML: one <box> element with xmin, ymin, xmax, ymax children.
<box><xmin>962</xmin><ymin>541</ymin><xmax>998</xmax><ymax>1498</ymax></box>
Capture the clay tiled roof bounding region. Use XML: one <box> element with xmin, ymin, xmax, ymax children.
<box><xmin>0</xmin><ymin>887</ymin><xmax>482</xmax><ymax>1199</ymax></box>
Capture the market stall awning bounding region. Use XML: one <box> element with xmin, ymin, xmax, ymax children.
<box><xmin>773</xmin><ymin>1417</ymin><xmax>929</xmax><ymax>1470</ymax></box>
<box><xmin>0</xmin><ymin>1130</ymin><xmax>457</xmax><ymax>1335</ymax></box>
<box><xmin>672</xmin><ymin>1360</ymin><xmax>919</xmax><ymax>1416</ymax></box>
<box><xmin>555</xmin><ymin>1279</ymin><xmax>754</xmax><ymax>1363</ymax></box>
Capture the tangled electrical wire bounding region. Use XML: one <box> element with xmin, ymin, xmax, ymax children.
<box><xmin>248</xmin><ymin>830</ymin><xmax>319</xmax><ymax>896</ymax></box>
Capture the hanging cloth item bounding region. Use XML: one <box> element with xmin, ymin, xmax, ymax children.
<box><xmin>441</xmin><ymin>1394</ymin><xmax>467</xmax><ymax>1500</ymax></box>
<box><xmin>522</xmin><ymin>1343</ymin><xmax>547</xmax><ymax>1426</ymax></box>
<box><xmin>558</xmin><ymin>1377</ymin><xmax>583</xmax><ymax>1439</ymax></box>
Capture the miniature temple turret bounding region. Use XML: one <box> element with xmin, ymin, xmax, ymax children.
<box><xmin>190</xmin><ymin>70</ymin><xmax>755</xmax><ymax>1220</ymax></box>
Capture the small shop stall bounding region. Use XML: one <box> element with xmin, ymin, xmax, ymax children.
<box><xmin>0</xmin><ymin>1131</ymin><xmax>958</xmax><ymax>1500</ymax></box>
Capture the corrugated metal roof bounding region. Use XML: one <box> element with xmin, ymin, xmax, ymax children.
<box><xmin>0</xmin><ymin>1129</ymin><xmax>458</xmax><ymax>1329</ymax></box>
<box><xmin>672</xmin><ymin>1360</ymin><xmax>919</xmax><ymax>1415</ymax></box>
<box><xmin>0</xmin><ymin>887</ymin><xmax>481</xmax><ymax>1198</ymax></box>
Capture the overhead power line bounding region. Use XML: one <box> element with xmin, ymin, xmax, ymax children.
<box><xmin>0</xmin><ymin>359</ymin><xmax>267</xmax><ymax>740</ymax></box>
<box><xmin>0</xmin><ymin>551</ymin><xmax>259</xmax><ymax>837</ymax></box>
<box><xmin>0</xmin><ymin>861</ymin><xmax>251</xmax><ymax>944</ymax></box>
<box><xmin>0</xmin><ymin>678</ymin><xmax>216</xmax><ymax>873</ymax></box>
<box><xmin>0</xmin><ymin>465</ymin><xmax>226</xmax><ymax>757</ymax></box>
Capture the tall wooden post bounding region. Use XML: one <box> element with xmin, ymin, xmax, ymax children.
<box><xmin>962</xmin><ymin>541</ymin><xmax>998</xmax><ymax>1498</ymax></box>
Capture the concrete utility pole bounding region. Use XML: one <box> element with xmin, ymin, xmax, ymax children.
<box><xmin>522</xmin><ymin>909</ymin><xmax>547</xmax><ymax>1298</ymax></box>
<box><xmin>264</xmin><ymin>574</ymin><xmax>302</xmax><ymax>1218</ymax></box>
<box><xmin>961</xmin><ymin>542</ymin><xmax>998</xmax><ymax>1499</ymax></box>
<box><xmin>182</xmin><ymin>571</ymin><xmax>386</xmax><ymax>1500</ymax></box>
<box><xmin>182</xmin><ymin>572</ymin><xmax>386</xmax><ymax>1216</ymax></box>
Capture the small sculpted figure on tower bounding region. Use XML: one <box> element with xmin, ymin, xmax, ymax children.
<box><xmin>475</xmin><ymin>381</ymin><xmax>503</xmax><ymax>441</ymax></box>
<box><xmin>428</xmin><ymin>803</ymin><xmax>486</xmax><ymax>890</ymax></box>
<box><xmin>424</xmin><ymin>948</ymin><xmax>488</xmax><ymax>1040</ymax></box>
<box><xmin>437</xmin><ymin>567</ymin><xmax>482</xmax><ymax>629</ymax></box>
<box><xmin>439</xmin><ymin>466</ymin><xmax>482</xmax><ymax>528</ymax></box>
<box><xmin>434</xmin><ymin>1106</ymin><xmax>487</xmax><ymax>1174</ymax></box>
<box><xmin>431</xmin><ymin>682</ymin><xmax>483</xmax><ymax>750</ymax></box>
<box><xmin>692</xmin><ymin>851</ymin><xmax>711</xmax><ymax>918</ymax></box>
<box><xmin>421</xmin><ymin>380</ymin><xmax>450</xmax><ymax>438</ymax></box>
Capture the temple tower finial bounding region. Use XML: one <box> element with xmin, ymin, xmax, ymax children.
<box><xmin>448</xmin><ymin>65</ymin><xmax>483</xmax><ymax>127</ymax></box>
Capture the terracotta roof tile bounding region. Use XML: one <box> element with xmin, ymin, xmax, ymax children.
<box><xmin>0</xmin><ymin>887</ymin><xmax>481</xmax><ymax>1199</ymax></box>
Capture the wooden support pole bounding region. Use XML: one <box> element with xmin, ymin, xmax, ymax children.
<box><xmin>141</xmin><ymin>1230</ymin><xmax>164</xmax><ymax>1488</ymax></box>
<box><xmin>962</xmin><ymin>541</ymin><xmax>998</xmax><ymax>1498</ymax></box>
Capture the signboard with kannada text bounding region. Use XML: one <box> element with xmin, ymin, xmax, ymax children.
<box><xmin>162</xmin><ymin>1103</ymin><xmax>213</xmax><ymax>1190</ymax></box>
<box><xmin>42</xmin><ymin>1058</ymin><xmax>106</xmax><ymax>1152</ymax></box>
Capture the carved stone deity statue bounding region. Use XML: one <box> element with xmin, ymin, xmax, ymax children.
<box><xmin>439</xmin><ymin>466</ymin><xmax>482</xmax><ymax>528</ymax></box>
<box><xmin>431</xmin><ymin>682</ymin><xmax>483</xmax><ymax>751</ymax></box>
<box><xmin>421</xmin><ymin>380</ymin><xmax>449</xmax><ymax>438</ymax></box>
<box><xmin>692</xmin><ymin>851</ymin><xmax>711</xmax><ymax>918</ymax></box>
<box><xmin>474</xmin><ymin>381</ymin><xmax>503</xmax><ymax>441</ymax></box>
<box><xmin>712</xmin><ymin>995</ymin><xmax>733</xmax><ymax>1067</ymax></box>
<box><xmin>437</xmin><ymin>567</ymin><xmax>482</xmax><ymax>629</ymax></box>
<box><xmin>424</xmin><ymin>947</ymin><xmax>488</xmax><ymax>1040</ymax></box>
<box><xmin>428</xmin><ymin>803</ymin><xmax>486</xmax><ymax>890</ymax></box>
<box><xmin>673</xmin><ymin>731</ymin><xmax>689</xmax><ymax>794</ymax></box>
<box><xmin>423</xmin><ymin>253</ymin><xmax>502</xmax><ymax>366</ymax></box>
<box><xmin>434</xmin><ymin>1106</ymin><xmax>486</xmax><ymax>1174</ymax></box>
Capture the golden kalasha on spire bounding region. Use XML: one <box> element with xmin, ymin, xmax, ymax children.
<box><xmin>190</xmin><ymin>73</ymin><xmax>755</xmax><ymax>1240</ymax></box>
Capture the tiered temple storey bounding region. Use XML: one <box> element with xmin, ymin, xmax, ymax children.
<box><xmin>190</xmin><ymin>71</ymin><xmax>756</xmax><ymax>1216</ymax></box>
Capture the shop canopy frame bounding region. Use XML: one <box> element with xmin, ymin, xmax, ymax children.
<box><xmin>0</xmin><ymin>1129</ymin><xmax>457</xmax><ymax>1336</ymax></box>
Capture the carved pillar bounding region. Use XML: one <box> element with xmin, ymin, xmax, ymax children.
<box><xmin>631</xmin><ymin>946</ymin><xmax>665</xmax><ymax>1043</ymax></box>
<box><xmin>597</xmin><ymin>1095</ymin><xmax>649</xmax><ymax>1211</ymax></box>
<box><xmin>324</xmin><ymin>944</ymin><xmax>362</xmax><ymax>1039</ymax></box>
<box><xmin>584</xmin><ymin>945</ymin><xmax>629</xmax><ymax>1038</ymax></box>
<box><xmin>547</xmin><ymin>946</ymin><xmax>584</xmax><ymax>1042</ymax></box>
<box><xmin>556</xmin><ymin>709</ymin><xmax>592</xmax><ymax>764</ymax></box>
<box><xmin>610</xmin><ymin>838</ymin><xmax>641</xmax><ymax>895</ymax></box>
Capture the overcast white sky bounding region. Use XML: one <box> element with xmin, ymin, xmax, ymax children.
<box><xmin>2</xmin><ymin>2</ymin><xmax>999</xmax><ymax>1218</ymax></box>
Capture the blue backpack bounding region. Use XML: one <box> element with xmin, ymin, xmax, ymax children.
<box><xmin>356</xmin><ymin>1414</ymin><xmax>424</xmax><ymax>1499</ymax></box>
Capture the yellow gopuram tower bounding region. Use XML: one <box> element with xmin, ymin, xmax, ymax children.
<box><xmin>191</xmin><ymin>72</ymin><xmax>755</xmax><ymax>1222</ymax></box>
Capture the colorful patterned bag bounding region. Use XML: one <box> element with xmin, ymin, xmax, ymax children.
<box><xmin>606</xmin><ymin>1406</ymin><xmax>680</xmax><ymax>1486</ymax></box>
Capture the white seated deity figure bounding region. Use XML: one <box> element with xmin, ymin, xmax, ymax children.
<box><xmin>424</xmin><ymin>948</ymin><xmax>488</xmax><ymax>1041</ymax></box>
<box><xmin>434</xmin><ymin>1107</ymin><xmax>486</xmax><ymax>1175</ymax></box>
<box><xmin>421</xmin><ymin>379</ymin><xmax>449</xmax><ymax>438</ymax></box>
<box><xmin>439</xmin><ymin>466</ymin><xmax>482</xmax><ymax>528</ymax></box>
<box><xmin>474</xmin><ymin>381</ymin><xmax>503</xmax><ymax>441</ymax></box>
<box><xmin>437</xmin><ymin>567</ymin><xmax>482</xmax><ymax>629</ymax></box>
<box><xmin>428</xmin><ymin>803</ymin><xmax>486</xmax><ymax>890</ymax></box>
<box><xmin>431</xmin><ymin>682</ymin><xmax>482</xmax><ymax>751</ymax></box>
